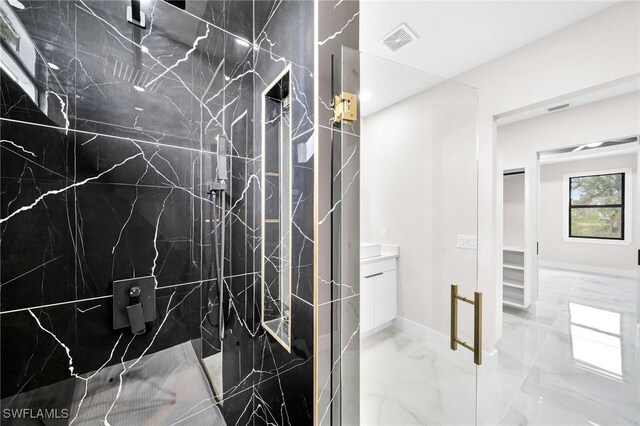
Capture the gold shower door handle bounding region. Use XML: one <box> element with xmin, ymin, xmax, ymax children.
<box><xmin>450</xmin><ymin>284</ymin><xmax>482</xmax><ymax>365</ymax></box>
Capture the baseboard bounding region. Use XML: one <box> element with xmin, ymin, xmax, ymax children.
<box><xmin>360</xmin><ymin>320</ymin><xmax>393</xmax><ymax>340</ymax></box>
<box><xmin>539</xmin><ymin>260</ymin><xmax>636</xmax><ymax>278</ymax></box>
<box><xmin>393</xmin><ymin>316</ymin><xmax>449</xmax><ymax>348</ymax></box>
<box><xmin>392</xmin><ymin>316</ymin><xmax>497</xmax><ymax>367</ymax></box>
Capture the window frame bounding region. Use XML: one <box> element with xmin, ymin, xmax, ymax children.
<box><xmin>568</xmin><ymin>172</ymin><xmax>625</xmax><ymax>241</ymax></box>
<box><xmin>562</xmin><ymin>168</ymin><xmax>632</xmax><ymax>246</ymax></box>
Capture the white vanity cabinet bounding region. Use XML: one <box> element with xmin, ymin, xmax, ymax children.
<box><xmin>360</xmin><ymin>255</ymin><xmax>397</xmax><ymax>338</ymax></box>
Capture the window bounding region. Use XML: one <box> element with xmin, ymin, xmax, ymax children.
<box><xmin>569</xmin><ymin>172</ymin><xmax>624</xmax><ymax>240</ymax></box>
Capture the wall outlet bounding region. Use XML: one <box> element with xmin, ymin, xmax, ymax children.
<box><xmin>382</xmin><ymin>229</ymin><xmax>388</xmax><ymax>241</ymax></box>
<box><xmin>457</xmin><ymin>234</ymin><xmax>477</xmax><ymax>249</ymax></box>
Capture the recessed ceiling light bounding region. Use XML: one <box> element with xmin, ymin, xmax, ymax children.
<box><xmin>47</xmin><ymin>62</ymin><xmax>60</xmax><ymax>70</ymax></box>
<box><xmin>235</xmin><ymin>38</ymin><xmax>250</xmax><ymax>48</ymax></box>
<box><xmin>573</xmin><ymin>141</ymin><xmax>605</xmax><ymax>152</ymax></box>
<box><xmin>133</xmin><ymin>85</ymin><xmax>145</xmax><ymax>92</ymax></box>
<box><xmin>586</xmin><ymin>142</ymin><xmax>604</xmax><ymax>148</ymax></box>
<box><xmin>7</xmin><ymin>0</ymin><xmax>25</xmax><ymax>10</ymax></box>
<box><xmin>360</xmin><ymin>91</ymin><xmax>372</xmax><ymax>101</ymax></box>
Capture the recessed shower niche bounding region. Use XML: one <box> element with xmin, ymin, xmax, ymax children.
<box><xmin>261</xmin><ymin>66</ymin><xmax>292</xmax><ymax>350</ymax></box>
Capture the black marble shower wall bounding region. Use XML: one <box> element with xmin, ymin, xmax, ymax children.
<box><xmin>0</xmin><ymin>0</ymin><xmax>315</xmax><ymax>424</ymax></box>
<box><xmin>252</xmin><ymin>0</ymin><xmax>315</xmax><ymax>424</ymax></box>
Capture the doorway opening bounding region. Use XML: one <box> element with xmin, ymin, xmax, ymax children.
<box><xmin>497</xmin><ymin>104</ymin><xmax>639</xmax><ymax>423</ymax></box>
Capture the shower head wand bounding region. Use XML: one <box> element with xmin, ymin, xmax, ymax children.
<box><xmin>216</xmin><ymin>135</ymin><xmax>228</xmax><ymax>183</ymax></box>
<box><xmin>208</xmin><ymin>135</ymin><xmax>228</xmax><ymax>193</ymax></box>
<box><xmin>206</xmin><ymin>134</ymin><xmax>228</xmax><ymax>343</ymax></box>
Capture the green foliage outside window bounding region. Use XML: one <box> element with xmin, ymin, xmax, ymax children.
<box><xmin>569</xmin><ymin>173</ymin><xmax>624</xmax><ymax>240</ymax></box>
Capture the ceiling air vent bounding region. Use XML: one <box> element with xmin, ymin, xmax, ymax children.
<box><xmin>381</xmin><ymin>24</ymin><xmax>417</xmax><ymax>52</ymax></box>
<box><xmin>547</xmin><ymin>103</ymin><xmax>570</xmax><ymax>112</ymax></box>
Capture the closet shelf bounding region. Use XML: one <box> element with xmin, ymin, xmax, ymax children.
<box><xmin>502</xmin><ymin>169</ymin><xmax>529</xmax><ymax>310</ymax></box>
<box><xmin>503</xmin><ymin>299</ymin><xmax>525</xmax><ymax>309</ymax></box>
<box><xmin>503</xmin><ymin>246</ymin><xmax>524</xmax><ymax>253</ymax></box>
<box><xmin>503</xmin><ymin>263</ymin><xmax>524</xmax><ymax>271</ymax></box>
<box><xmin>503</xmin><ymin>280</ymin><xmax>524</xmax><ymax>290</ymax></box>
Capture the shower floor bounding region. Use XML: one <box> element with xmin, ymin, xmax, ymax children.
<box><xmin>202</xmin><ymin>352</ymin><xmax>224</xmax><ymax>399</ymax></box>
<box><xmin>68</xmin><ymin>342</ymin><xmax>226</xmax><ymax>425</ymax></box>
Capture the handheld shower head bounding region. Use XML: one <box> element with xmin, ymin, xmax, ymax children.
<box><xmin>216</xmin><ymin>135</ymin><xmax>228</xmax><ymax>183</ymax></box>
<box><xmin>207</xmin><ymin>135</ymin><xmax>228</xmax><ymax>194</ymax></box>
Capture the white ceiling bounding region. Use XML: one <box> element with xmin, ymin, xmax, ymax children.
<box><xmin>360</xmin><ymin>1</ymin><xmax>619</xmax><ymax>116</ymax></box>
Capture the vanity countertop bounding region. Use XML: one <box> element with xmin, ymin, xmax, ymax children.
<box><xmin>361</xmin><ymin>252</ymin><xmax>398</xmax><ymax>264</ymax></box>
<box><xmin>360</xmin><ymin>244</ymin><xmax>399</xmax><ymax>264</ymax></box>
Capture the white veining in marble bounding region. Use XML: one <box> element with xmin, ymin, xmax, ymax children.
<box><xmin>361</xmin><ymin>268</ymin><xmax>639</xmax><ymax>425</ymax></box>
<box><xmin>69</xmin><ymin>342</ymin><xmax>225</xmax><ymax>426</ymax></box>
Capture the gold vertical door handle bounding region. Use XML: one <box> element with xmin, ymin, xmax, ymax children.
<box><xmin>450</xmin><ymin>284</ymin><xmax>483</xmax><ymax>366</ymax></box>
<box><xmin>450</xmin><ymin>284</ymin><xmax>458</xmax><ymax>351</ymax></box>
<box><xmin>474</xmin><ymin>291</ymin><xmax>482</xmax><ymax>365</ymax></box>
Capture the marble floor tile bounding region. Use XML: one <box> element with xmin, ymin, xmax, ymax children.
<box><xmin>361</xmin><ymin>268</ymin><xmax>639</xmax><ymax>425</ymax></box>
<box><xmin>361</xmin><ymin>328</ymin><xmax>476</xmax><ymax>425</ymax></box>
<box><xmin>500</xmin><ymin>390</ymin><xmax>594</xmax><ymax>426</ymax></box>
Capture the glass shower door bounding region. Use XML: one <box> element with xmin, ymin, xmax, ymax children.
<box><xmin>336</xmin><ymin>48</ymin><xmax>480</xmax><ymax>425</ymax></box>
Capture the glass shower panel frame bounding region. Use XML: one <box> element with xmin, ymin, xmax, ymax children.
<box><xmin>335</xmin><ymin>47</ymin><xmax>480</xmax><ymax>425</ymax></box>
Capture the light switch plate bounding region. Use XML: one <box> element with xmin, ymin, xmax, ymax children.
<box><xmin>382</xmin><ymin>229</ymin><xmax>388</xmax><ymax>240</ymax></box>
<box><xmin>457</xmin><ymin>234</ymin><xmax>477</xmax><ymax>249</ymax></box>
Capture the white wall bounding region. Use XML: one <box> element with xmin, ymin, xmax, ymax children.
<box><xmin>539</xmin><ymin>154</ymin><xmax>636</xmax><ymax>273</ymax></box>
<box><xmin>456</xmin><ymin>1</ymin><xmax>640</xmax><ymax>349</ymax></box>
<box><xmin>361</xmin><ymin>80</ymin><xmax>478</xmax><ymax>345</ymax></box>
<box><xmin>499</xmin><ymin>92</ymin><xmax>640</xmax><ymax>276</ymax></box>
<box><xmin>362</xmin><ymin>2</ymin><xmax>640</xmax><ymax>351</ymax></box>
<box><xmin>362</xmin><ymin>95</ymin><xmax>425</xmax><ymax>323</ymax></box>
<box><xmin>499</xmin><ymin>93</ymin><xmax>640</xmax><ymax>168</ymax></box>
